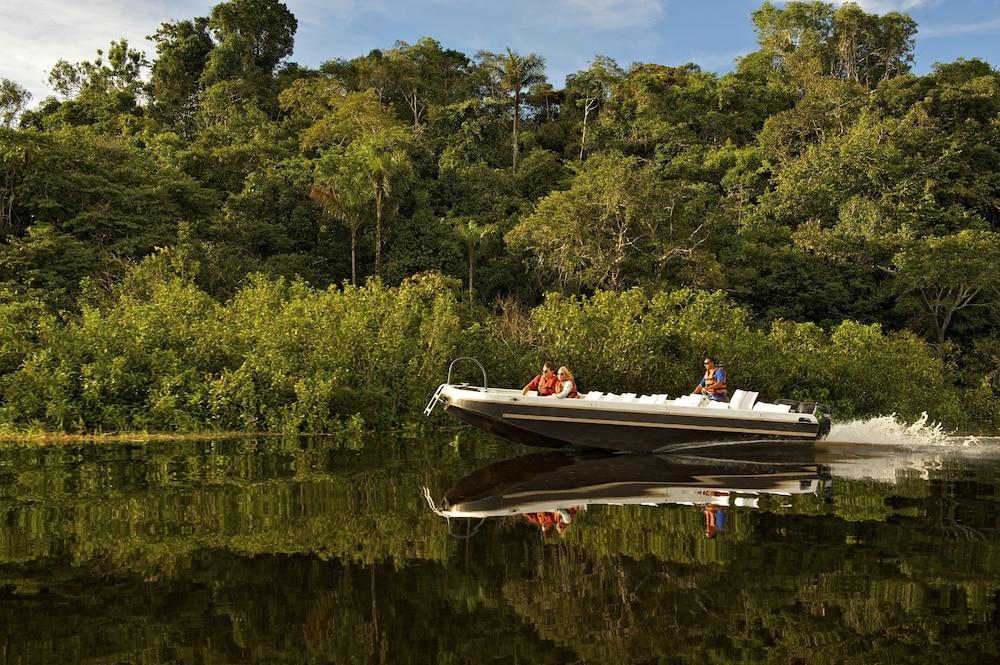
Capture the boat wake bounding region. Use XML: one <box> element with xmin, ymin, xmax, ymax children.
<box><xmin>825</xmin><ymin>412</ymin><xmax>992</xmax><ymax>450</ymax></box>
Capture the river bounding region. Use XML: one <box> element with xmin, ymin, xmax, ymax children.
<box><xmin>1</xmin><ymin>417</ymin><xmax>999</xmax><ymax>663</ymax></box>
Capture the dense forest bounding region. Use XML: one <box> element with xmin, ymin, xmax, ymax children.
<box><xmin>1</xmin><ymin>0</ymin><xmax>999</xmax><ymax>433</ymax></box>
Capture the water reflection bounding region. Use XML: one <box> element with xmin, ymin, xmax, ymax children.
<box><xmin>435</xmin><ymin>451</ymin><xmax>830</xmax><ymax>540</ymax></box>
<box><xmin>0</xmin><ymin>436</ymin><xmax>999</xmax><ymax>663</ymax></box>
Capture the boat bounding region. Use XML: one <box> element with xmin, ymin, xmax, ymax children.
<box><xmin>424</xmin><ymin>358</ymin><xmax>832</xmax><ymax>454</ymax></box>
<box><xmin>429</xmin><ymin>450</ymin><xmax>829</xmax><ymax>520</ymax></box>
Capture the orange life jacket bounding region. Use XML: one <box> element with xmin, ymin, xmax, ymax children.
<box><xmin>703</xmin><ymin>367</ymin><xmax>727</xmax><ymax>396</ymax></box>
<box><xmin>530</xmin><ymin>373</ymin><xmax>558</xmax><ymax>396</ymax></box>
<box><xmin>559</xmin><ymin>379</ymin><xmax>579</xmax><ymax>399</ymax></box>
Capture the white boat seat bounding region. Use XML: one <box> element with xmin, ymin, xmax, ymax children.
<box><xmin>674</xmin><ymin>394</ymin><xmax>708</xmax><ymax>407</ymax></box>
<box><xmin>752</xmin><ymin>402</ymin><xmax>792</xmax><ymax>414</ymax></box>
<box><xmin>706</xmin><ymin>400</ymin><xmax>729</xmax><ymax>409</ymax></box>
<box><xmin>729</xmin><ymin>390</ymin><xmax>759</xmax><ymax>411</ymax></box>
<box><xmin>620</xmin><ymin>393</ymin><xmax>637</xmax><ymax>402</ymax></box>
<box><xmin>637</xmin><ymin>394</ymin><xmax>656</xmax><ymax>404</ymax></box>
<box><xmin>602</xmin><ymin>393</ymin><xmax>620</xmax><ymax>401</ymax></box>
<box><xmin>582</xmin><ymin>391</ymin><xmax>604</xmax><ymax>401</ymax></box>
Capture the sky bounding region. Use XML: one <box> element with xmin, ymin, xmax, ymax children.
<box><xmin>2</xmin><ymin>0</ymin><xmax>999</xmax><ymax>104</ymax></box>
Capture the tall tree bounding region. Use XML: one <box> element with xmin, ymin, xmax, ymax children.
<box><xmin>48</xmin><ymin>39</ymin><xmax>148</xmax><ymax>100</ymax></box>
<box><xmin>354</xmin><ymin>129</ymin><xmax>413</xmax><ymax>275</ymax></box>
<box><xmin>148</xmin><ymin>18</ymin><xmax>214</xmax><ymax>133</ymax></box>
<box><xmin>308</xmin><ymin>176</ymin><xmax>366</xmax><ymax>285</ymax></box>
<box><xmin>565</xmin><ymin>56</ymin><xmax>623</xmax><ymax>161</ymax></box>
<box><xmin>750</xmin><ymin>1</ymin><xmax>916</xmax><ymax>92</ymax></box>
<box><xmin>385</xmin><ymin>38</ymin><xmax>475</xmax><ymax>128</ymax></box>
<box><xmin>450</xmin><ymin>217</ymin><xmax>495</xmax><ymax>305</ymax></box>
<box><xmin>506</xmin><ymin>152</ymin><xmax>705</xmax><ymax>292</ymax></box>
<box><xmin>201</xmin><ymin>0</ymin><xmax>297</xmax><ymax>110</ymax></box>
<box><xmin>0</xmin><ymin>79</ymin><xmax>31</xmax><ymax>128</ymax></box>
<box><xmin>476</xmin><ymin>49</ymin><xmax>546</xmax><ymax>170</ymax></box>
<box><xmin>892</xmin><ymin>231</ymin><xmax>1000</xmax><ymax>358</ymax></box>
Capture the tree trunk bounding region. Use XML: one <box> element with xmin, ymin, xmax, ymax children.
<box><xmin>351</xmin><ymin>225</ymin><xmax>357</xmax><ymax>285</ymax></box>
<box><xmin>375</xmin><ymin>189</ymin><xmax>383</xmax><ymax>276</ymax></box>
<box><xmin>512</xmin><ymin>90</ymin><xmax>520</xmax><ymax>171</ymax></box>
<box><xmin>579</xmin><ymin>104</ymin><xmax>590</xmax><ymax>161</ymax></box>
<box><xmin>468</xmin><ymin>245</ymin><xmax>474</xmax><ymax>306</ymax></box>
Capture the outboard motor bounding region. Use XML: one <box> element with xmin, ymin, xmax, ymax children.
<box><xmin>776</xmin><ymin>400</ymin><xmax>833</xmax><ymax>439</ymax></box>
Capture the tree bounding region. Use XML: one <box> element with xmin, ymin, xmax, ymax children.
<box><xmin>201</xmin><ymin>0</ymin><xmax>297</xmax><ymax>109</ymax></box>
<box><xmin>506</xmin><ymin>153</ymin><xmax>700</xmax><ymax>291</ymax></box>
<box><xmin>354</xmin><ymin>128</ymin><xmax>413</xmax><ymax>275</ymax></box>
<box><xmin>450</xmin><ymin>217</ymin><xmax>495</xmax><ymax>305</ymax></box>
<box><xmin>831</xmin><ymin>3</ymin><xmax>916</xmax><ymax>87</ymax></box>
<box><xmin>476</xmin><ymin>49</ymin><xmax>546</xmax><ymax>171</ymax></box>
<box><xmin>148</xmin><ymin>18</ymin><xmax>214</xmax><ymax>133</ymax></box>
<box><xmin>385</xmin><ymin>38</ymin><xmax>475</xmax><ymax>128</ymax></box>
<box><xmin>892</xmin><ymin>231</ymin><xmax>1000</xmax><ymax>358</ymax></box>
<box><xmin>749</xmin><ymin>1</ymin><xmax>916</xmax><ymax>93</ymax></box>
<box><xmin>286</xmin><ymin>88</ymin><xmax>399</xmax><ymax>153</ymax></box>
<box><xmin>565</xmin><ymin>56</ymin><xmax>623</xmax><ymax>161</ymax></box>
<box><xmin>308</xmin><ymin>177</ymin><xmax>366</xmax><ymax>285</ymax></box>
<box><xmin>48</xmin><ymin>39</ymin><xmax>148</xmax><ymax>100</ymax></box>
<box><xmin>0</xmin><ymin>79</ymin><xmax>31</xmax><ymax>128</ymax></box>
<box><xmin>0</xmin><ymin>224</ymin><xmax>98</xmax><ymax>307</ymax></box>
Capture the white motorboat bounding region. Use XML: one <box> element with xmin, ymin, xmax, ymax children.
<box><xmin>424</xmin><ymin>358</ymin><xmax>832</xmax><ymax>453</ymax></box>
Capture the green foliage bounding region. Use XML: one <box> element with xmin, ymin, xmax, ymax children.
<box><xmin>148</xmin><ymin>18</ymin><xmax>214</xmax><ymax>133</ymax></box>
<box><xmin>892</xmin><ymin>231</ymin><xmax>1000</xmax><ymax>354</ymax></box>
<box><xmin>2</xmin><ymin>2</ymin><xmax>999</xmax><ymax>431</ymax></box>
<box><xmin>0</xmin><ymin>78</ymin><xmax>31</xmax><ymax>128</ymax></box>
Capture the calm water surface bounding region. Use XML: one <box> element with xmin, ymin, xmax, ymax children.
<box><xmin>1</xmin><ymin>429</ymin><xmax>1000</xmax><ymax>664</ymax></box>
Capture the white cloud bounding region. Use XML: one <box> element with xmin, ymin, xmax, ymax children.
<box><xmin>0</xmin><ymin>0</ymin><xmax>212</xmax><ymax>102</ymax></box>
<box><xmin>828</xmin><ymin>0</ymin><xmax>929</xmax><ymax>11</ymax></box>
<box><xmin>919</xmin><ymin>17</ymin><xmax>1000</xmax><ymax>38</ymax></box>
<box><xmin>549</xmin><ymin>0</ymin><xmax>665</xmax><ymax>31</ymax></box>
<box><xmin>777</xmin><ymin>0</ymin><xmax>931</xmax><ymax>12</ymax></box>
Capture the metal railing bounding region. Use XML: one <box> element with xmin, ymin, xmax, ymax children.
<box><xmin>423</xmin><ymin>357</ymin><xmax>489</xmax><ymax>416</ymax></box>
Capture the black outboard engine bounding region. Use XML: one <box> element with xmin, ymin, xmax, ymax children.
<box><xmin>776</xmin><ymin>400</ymin><xmax>833</xmax><ymax>439</ymax></box>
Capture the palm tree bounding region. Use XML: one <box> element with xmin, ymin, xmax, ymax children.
<box><xmin>357</xmin><ymin>130</ymin><xmax>412</xmax><ymax>276</ymax></box>
<box><xmin>478</xmin><ymin>48</ymin><xmax>546</xmax><ymax>171</ymax></box>
<box><xmin>309</xmin><ymin>179</ymin><xmax>365</xmax><ymax>285</ymax></box>
<box><xmin>452</xmin><ymin>218</ymin><xmax>496</xmax><ymax>305</ymax></box>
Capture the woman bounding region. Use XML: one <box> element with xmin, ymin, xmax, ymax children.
<box><xmin>552</xmin><ymin>366</ymin><xmax>580</xmax><ymax>399</ymax></box>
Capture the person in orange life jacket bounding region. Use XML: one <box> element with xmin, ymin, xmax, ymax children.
<box><xmin>703</xmin><ymin>504</ymin><xmax>726</xmax><ymax>539</ymax></box>
<box><xmin>692</xmin><ymin>356</ymin><xmax>728</xmax><ymax>402</ymax></box>
<box><xmin>523</xmin><ymin>507</ymin><xmax>580</xmax><ymax>536</ymax></box>
<box><xmin>552</xmin><ymin>366</ymin><xmax>580</xmax><ymax>399</ymax></box>
<box><xmin>522</xmin><ymin>361</ymin><xmax>559</xmax><ymax>396</ymax></box>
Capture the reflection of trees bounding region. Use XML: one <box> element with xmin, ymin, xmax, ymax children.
<box><xmin>928</xmin><ymin>483</ymin><xmax>986</xmax><ymax>543</ymax></box>
<box><xmin>2</xmin><ymin>441</ymin><xmax>1000</xmax><ymax>663</ymax></box>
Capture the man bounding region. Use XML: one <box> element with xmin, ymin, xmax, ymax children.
<box><xmin>692</xmin><ymin>356</ymin><xmax>728</xmax><ymax>402</ymax></box>
<box><xmin>522</xmin><ymin>361</ymin><xmax>559</xmax><ymax>396</ymax></box>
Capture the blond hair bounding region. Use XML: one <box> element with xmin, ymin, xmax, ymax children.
<box><xmin>557</xmin><ymin>366</ymin><xmax>574</xmax><ymax>382</ymax></box>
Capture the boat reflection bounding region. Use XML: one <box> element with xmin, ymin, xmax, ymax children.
<box><xmin>434</xmin><ymin>451</ymin><xmax>829</xmax><ymax>537</ymax></box>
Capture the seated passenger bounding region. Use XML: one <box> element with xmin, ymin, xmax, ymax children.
<box><xmin>692</xmin><ymin>356</ymin><xmax>728</xmax><ymax>402</ymax></box>
<box><xmin>553</xmin><ymin>366</ymin><xmax>580</xmax><ymax>399</ymax></box>
<box><xmin>522</xmin><ymin>361</ymin><xmax>558</xmax><ymax>396</ymax></box>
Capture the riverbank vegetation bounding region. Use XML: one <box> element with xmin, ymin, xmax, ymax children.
<box><xmin>1</xmin><ymin>1</ymin><xmax>999</xmax><ymax>433</ymax></box>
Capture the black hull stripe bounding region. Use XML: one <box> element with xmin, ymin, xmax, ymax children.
<box><xmin>501</xmin><ymin>413</ymin><xmax>817</xmax><ymax>438</ymax></box>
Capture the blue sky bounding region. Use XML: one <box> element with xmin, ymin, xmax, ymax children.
<box><xmin>2</xmin><ymin>0</ymin><xmax>999</xmax><ymax>103</ymax></box>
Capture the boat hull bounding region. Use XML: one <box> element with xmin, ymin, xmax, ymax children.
<box><xmin>442</xmin><ymin>451</ymin><xmax>828</xmax><ymax>516</ymax></box>
<box><xmin>442</xmin><ymin>390</ymin><xmax>822</xmax><ymax>453</ymax></box>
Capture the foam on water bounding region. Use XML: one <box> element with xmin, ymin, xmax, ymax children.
<box><xmin>825</xmin><ymin>412</ymin><xmax>982</xmax><ymax>448</ymax></box>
